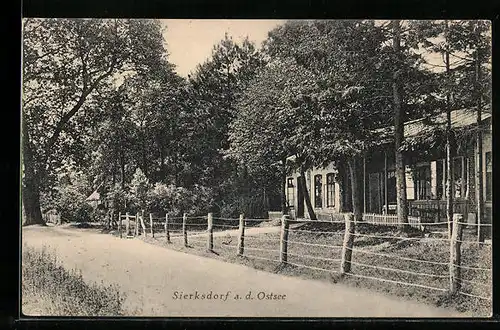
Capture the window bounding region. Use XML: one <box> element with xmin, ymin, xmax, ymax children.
<box><xmin>486</xmin><ymin>152</ymin><xmax>492</xmax><ymax>201</ymax></box>
<box><xmin>414</xmin><ymin>165</ymin><xmax>431</xmax><ymax>200</ymax></box>
<box><xmin>326</xmin><ymin>173</ymin><xmax>335</xmax><ymax>207</ymax></box>
<box><xmin>286</xmin><ymin>178</ymin><xmax>295</xmax><ymax>208</ymax></box>
<box><xmin>314</xmin><ymin>174</ymin><xmax>323</xmax><ymax>208</ymax></box>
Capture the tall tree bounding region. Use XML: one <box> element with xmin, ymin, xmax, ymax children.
<box><xmin>22</xmin><ymin>18</ymin><xmax>170</xmax><ymax>225</ymax></box>
<box><xmin>228</xmin><ymin>58</ymin><xmax>320</xmax><ymax>218</ymax></box>
<box><xmin>264</xmin><ymin>20</ymin><xmax>399</xmax><ymax>222</ymax></box>
<box><xmin>391</xmin><ymin>20</ymin><xmax>410</xmax><ymax>230</ymax></box>
<box><xmin>187</xmin><ymin>34</ymin><xmax>266</xmax><ymax>216</ymax></box>
<box><xmin>406</xmin><ymin>20</ymin><xmax>491</xmax><ymax>239</ymax></box>
<box><xmin>472</xmin><ymin>21</ymin><xmax>491</xmax><ymax>242</ymax></box>
<box><xmin>444</xmin><ymin>20</ymin><xmax>454</xmax><ymax>238</ymax></box>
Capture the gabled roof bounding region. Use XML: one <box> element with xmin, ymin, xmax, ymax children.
<box><xmin>85</xmin><ymin>190</ymin><xmax>100</xmax><ymax>202</ymax></box>
<box><xmin>284</xmin><ymin>108</ymin><xmax>491</xmax><ymax>162</ymax></box>
<box><xmin>374</xmin><ymin>108</ymin><xmax>492</xmax><ymax>141</ymax></box>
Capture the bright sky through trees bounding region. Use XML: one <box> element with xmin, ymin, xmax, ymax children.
<box><xmin>161</xmin><ymin>19</ymin><xmax>284</xmax><ymax>77</ymax></box>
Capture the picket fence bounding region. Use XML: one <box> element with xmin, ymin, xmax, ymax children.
<box><xmin>362</xmin><ymin>213</ymin><xmax>424</xmax><ymax>230</ymax></box>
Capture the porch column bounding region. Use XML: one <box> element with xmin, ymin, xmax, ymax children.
<box><xmin>461</xmin><ymin>156</ymin><xmax>466</xmax><ymax>199</ymax></box>
<box><xmin>442</xmin><ymin>159</ymin><xmax>447</xmax><ymax>199</ymax></box>
<box><xmin>363</xmin><ymin>154</ymin><xmax>366</xmax><ymax>213</ymax></box>
<box><xmin>384</xmin><ymin>151</ymin><xmax>388</xmax><ymax>214</ymax></box>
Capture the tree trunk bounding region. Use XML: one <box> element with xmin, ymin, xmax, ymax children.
<box><xmin>445</xmin><ymin>128</ymin><xmax>454</xmax><ymax>237</ymax></box>
<box><xmin>120</xmin><ymin>152</ymin><xmax>126</xmax><ymax>189</ymax></box>
<box><xmin>299</xmin><ymin>165</ymin><xmax>317</xmax><ymax>220</ymax></box>
<box><xmin>348</xmin><ymin>157</ymin><xmax>363</xmax><ymax>223</ymax></box>
<box><xmin>173</xmin><ymin>153</ymin><xmax>179</xmax><ymax>186</ymax></box>
<box><xmin>337</xmin><ymin>160</ymin><xmax>346</xmax><ymax>213</ymax></box>
<box><xmin>112</xmin><ymin>159</ymin><xmax>116</xmax><ymax>185</ymax></box>
<box><xmin>21</xmin><ymin>132</ymin><xmax>45</xmax><ymax>226</ymax></box>
<box><xmin>475</xmin><ymin>38</ymin><xmax>485</xmax><ymax>243</ymax></box>
<box><xmin>444</xmin><ymin>20</ymin><xmax>454</xmax><ymax>238</ymax></box>
<box><xmin>281</xmin><ymin>158</ymin><xmax>287</xmax><ymax>214</ymax></box>
<box><xmin>141</xmin><ymin>123</ymin><xmax>148</xmax><ymax>178</ymax></box>
<box><xmin>392</xmin><ymin>20</ymin><xmax>409</xmax><ymax>231</ymax></box>
<box><xmin>159</xmin><ymin>147</ymin><xmax>166</xmax><ymax>182</ymax></box>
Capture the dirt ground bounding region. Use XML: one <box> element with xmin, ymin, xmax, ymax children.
<box><xmin>21</xmin><ymin>224</ymin><xmax>469</xmax><ymax>317</ymax></box>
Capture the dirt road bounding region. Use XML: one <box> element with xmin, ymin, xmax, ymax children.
<box><xmin>22</xmin><ymin>225</ymin><xmax>467</xmax><ymax>317</ymax></box>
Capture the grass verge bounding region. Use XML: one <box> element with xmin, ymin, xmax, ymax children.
<box><xmin>22</xmin><ymin>244</ymin><xmax>126</xmax><ymax>316</ymax></box>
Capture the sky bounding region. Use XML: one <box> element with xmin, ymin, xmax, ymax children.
<box><xmin>160</xmin><ymin>19</ymin><xmax>285</xmax><ymax>77</ymax></box>
<box><xmin>158</xmin><ymin>20</ymin><xmax>484</xmax><ymax>78</ymax></box>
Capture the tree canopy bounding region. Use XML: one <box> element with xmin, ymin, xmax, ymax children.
<box><xmin>22</xmin><ymin>19</ymin><xmax>491</xmax><ymax>226</ymax></box>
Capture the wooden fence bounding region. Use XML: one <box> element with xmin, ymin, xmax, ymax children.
<box><xmin>362</xmin><ymin>213</ymin><xmax>423</xmax><ymax>230</ymax></box>
<box><xmin>110</xmin><ymin>209</ymin><xmax>491</xmax><ymax>302</ymax></box>
<box><xmin>408</xmin><ymin>199</ymin><xmax>477</xmax><ymax>223</ymax></box>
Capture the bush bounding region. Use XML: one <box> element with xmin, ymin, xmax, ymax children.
<box><xmin>147</xmin><ymin>183</ymin><xmax>214</xmax><ymax>216</ymax></box>
<box><xmin>106</xmin><ymin>183</ymin><xmax>128</xmax><ymax>212</ymax></box>
<box><xmin>128</xmin><ymin>168</ymin><xmax>149</xmax><ymax>212</ymax></box>
<box><xmin>41</xmin><ymin>171</ymin><xmax>94</xmax><ymax>223</ymax></box>
<box><xmin>22</xmin><ymin>245</ymin><xmax>126</xmax><ymax>316</ymax></box>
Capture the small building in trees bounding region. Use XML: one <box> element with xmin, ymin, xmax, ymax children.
<box><xmin>85</xmin><ymin>182</ymin><xmax>109</xmax><ymax>210</ymax></box>
<box><xmin>285</xmin><ymin>109</ymin><xmax>492</xmax><ymax>228</ymax></box>
<box><xmin>85</xmin><ymin>190</ymin><xmax>101</xmax><ymax>209</ymax></box>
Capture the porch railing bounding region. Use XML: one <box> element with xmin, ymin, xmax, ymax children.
<box><xmin>362</xmin><ymin>213</ymin><xmax>423</xmax><ymax>230</ymax></box>
<box><xmin>407</xmin><ymin>199</ymin><xmax>477</xmax><ymax>223</ymax></box>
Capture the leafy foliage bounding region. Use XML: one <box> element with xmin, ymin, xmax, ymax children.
<box><xmin>128</xmin><ymin>168</ymin><xmax>149</xmax><ymax>212</ymax></box>
<box><xmin>24</xmin><ymin>19</ymin><xmax>491</xmax><ymax>226</ymax></box>
<box><xmin>41</xmin><ymin>171</ymin><xmax>93</xmax><ymax>223</ymax></box>
<box><xmin>147</xmin><ymin>183</ymin><xmax>214</xmax><ymax>217</ymax></box>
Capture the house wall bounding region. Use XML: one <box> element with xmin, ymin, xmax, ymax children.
<box><xmin>482</xmin><ymin>127</ymin><xmax>492</xmax><ymax>223</ymax></box>
<box><xmin>363</xmin><ymin>121</ymin><xmax>492</xmax><ymax>218</ymax></box>
<box><xmin>284</xmin><ymin>118</ymin><xmax>492</xmax><ymax>220</ymax></box>
<box><xmin>286</xmin><ymin>163</ymin><xmax>341</xmax><ymax>218</ymax></box>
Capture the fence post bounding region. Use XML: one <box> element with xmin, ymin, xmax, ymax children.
<box><xmin>183</xmin><ymin>213</ymin><xmax>188</xmax><ymax>247</ymax></box>
<box><xmin>135</xmin><ymin>213</ymin><xmax>139</xmax><ymax>236</ymax></box>
<box><xmin>279</xmin><ymin>215</ymin><xmax>290</xmax><ymax>264</ymax></box>
<box><xmin>207</xmin><ymin>213</ymin><xmax>214</xmax><ymax>252</ymax></box>
<box><xmin>237</xmin><ymin>213</ymin><xmax>245</xmax><ymax>256</ymax></box>
<box><xmin>341</xmin><ymin>213</ymin><xmax>355</xmax><ymax>275</ymax></box>
<box><xmin>118</xmin><ymin>212</ymin><xmax>122</xmax><ymax>238</ymax></box>
<box><xmin>109</xmin><ymin>210</ymin><xmax>114</xmax><ymax>230</ymax></box>
<box><xmin>150</xmin><ymin>213</ymin><xmax>154</xmax><ymax>238</ymax></box>
<box><xmin>450</xmin><ymin>213</ymin><xmax>464</xmax><ymax>294</ymax></box>
<box><xmin>126</xmin><ymin>212</ymin><xmax>130</xmax><ymax>237</ymax></box>
<box><xmin>141</xmin><ymin>210</ymin><xmax>147</xmax><ymax>237</ymax></box>
<box><xmin>165</xmin><ymin>214</ymin><xmax>170</xmax><ymax>243</ymax></box>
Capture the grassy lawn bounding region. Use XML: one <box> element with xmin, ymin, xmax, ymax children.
<box><xmin>136</xmin><ymin>221</ymin><xmax>492</xmax><ymax>316</ymax></box>
<box><xmin>22</xmin><ymin>244</ymin><xmax>126</xmax><ymax>316</ymax></box>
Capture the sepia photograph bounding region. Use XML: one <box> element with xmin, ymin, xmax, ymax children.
<box><xmin>20</xmin><ymin>19</ymin><xmax>492</xmax><ymax>318</ymax></box>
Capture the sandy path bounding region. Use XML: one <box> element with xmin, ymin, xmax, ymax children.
<box><xmin>22</xmin><ymin>225</ymin><xmax>467</xmax><ymax>317</ymax></box>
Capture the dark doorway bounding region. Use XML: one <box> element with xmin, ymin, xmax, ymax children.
<box><xmin>297</xmin><ymin>176</ymin><xmax>305</xmax><ymax>218</ymax></box>
<box><xmin>368</xmin><ymin>172</ymin><xmax>382</xmax><ymax>213</ymax></box>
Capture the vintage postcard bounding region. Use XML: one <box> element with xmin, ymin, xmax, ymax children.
<box><xmin>20</xmin><ymin>19</ymin><xmax>492</xmax><ymax>318</ymax></box>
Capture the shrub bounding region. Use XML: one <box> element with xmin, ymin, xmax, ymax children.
<box><xmin>54</xmin><ymin>186</ymin><xmax>93</xmax><ymax>223</ymax></box>
<box><xmin>41</xmin><ymin>171</ymin><xmax>94</xmax><ymax>223</ymax></box>
<box><xmin>128</xmin><ymin>168</ymin><xmax>150</xmax><ymax>212</ymax></box>
<box><xmin>147</xmin><ymin>183</ymin><xmax>214</xmax><ymax>216</ymax></box>
<box><xmin>22</xmin><ymin>245</ymin><xmax>126</xmax><ymax>316</ymax></box>
<box><xmin>106</xmin><ymin>183</ymin><xmax>128</xmax><ymax>212</ymax></box>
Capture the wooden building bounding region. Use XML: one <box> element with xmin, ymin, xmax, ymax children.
<box><xmin>285</xmin><ymin>109</ymin><xmax>492</xmax><ymax>224</ymax></box>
